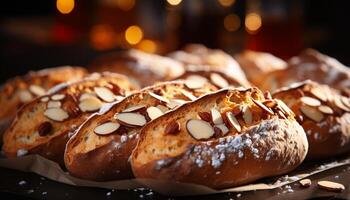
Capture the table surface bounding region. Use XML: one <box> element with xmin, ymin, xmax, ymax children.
<box><xmin>1</xmin><ymin>164</ymin><xmax>350</xmax><ymax>200</ymax></box>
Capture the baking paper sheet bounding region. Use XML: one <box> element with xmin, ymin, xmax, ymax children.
<box><xmin>0</xmin><ymin>154</ymin><xmax>349</xmax><ymax>196</ymax></box>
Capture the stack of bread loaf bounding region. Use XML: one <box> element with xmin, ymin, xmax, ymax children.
<box><xmin>1</xmin><ymin>45</ymin><xmax>349</xmax><ymax>189</ymax></box>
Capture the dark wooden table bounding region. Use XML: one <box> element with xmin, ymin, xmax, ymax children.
<box><xmin>1</xmin><ymin>164</ymin><xmax>349</xmax><ymax>200</ymax></box>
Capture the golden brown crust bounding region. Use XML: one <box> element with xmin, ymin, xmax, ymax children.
<box><xmin>88</xmin><ymin>50</ymin><xmax>185</xmax><ymax>87</ymax></box>
<box><xmin>2</xmin><ymin>72</ymin><xmax>138</xmax><ymax>165</ymax></box>
<box><xmin>257</xmin><ymin>49</ymin><xmax>350</xmax><ymax>92</ymax></box>
<box><xmin>64</xmin><ymin>81</ymin><xmax>217</xmax><ymax>181</ymax></box>
<box><xmin>131</xmin><ymin>88</ymin><xmax>308</xmax><ymax>189</ymax></box>
<box><xmin>273</xmin><ymin>80</ymin><xmax>350</xmax><ymax>159</ymax></box>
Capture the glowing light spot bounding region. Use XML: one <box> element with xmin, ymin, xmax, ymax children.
<box><xmin>90</xmin><ymin>24</ymin><xmax>117</xmax><ymax>50</ymax></box>
<box><xmin>224</xmin><ymin>14</ymin><xmax>240</xmax><ymax>32</ymax></box>
<box><xmin>56</xmin><ymin>0</ymin><xmax>75</xmax><ymax>14</ymax></box>
<box><xmin>138</xmin><ymin>40</ymin><xmax>157</xmax><ymax>53</ymax></box>
<box><xmin>218</xmin><ymin>0</ymin><xmax>235</xmax><ymax>7</ymax></box>
<box><xmin>117</xmin><ymin>0</ymin><xmax>135</xmax><ymax>11</ymax></box>
<box><xmin>167</xmin><ymin>0</ymin><xmax>182</xmax><ymax>6</ymax></box>
<box><xmin>125</xmin><ymin>25</ymin><xmax>143</xmax><ymax>45</ymax></box>
<box><xmin>245</xmin><ymin>13</ymin><xmax>262</xmax><ymax>33</ymax></box>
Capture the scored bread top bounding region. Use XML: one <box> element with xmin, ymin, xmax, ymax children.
<box><xmin>0</xmin><ymin>66</ymin><xmax>88</xmax><ymax>121</ymax></box>
<box><xmin>64</xmin><ymin>80</ymin><xmax>217</xmax><ymax>180</ymax></box>
<box><xmin>2</xmin><ymin>72</ymin><xmax>138</xmax><ymax>160</ymax></box>
<box><xmin>131</xmin><ymin>88</ymin><xmax>308</xmax><ymax>188</ymax></box>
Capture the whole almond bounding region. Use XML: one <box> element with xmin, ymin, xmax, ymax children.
<box><xmin>38</xmin><ymin>122</ymin><xmax>52</xmax><ymax>136</ymax></box>
<box><xmin>165</xmin><ymin>120</ymin><xmax>180</xmax><ymax>135</ymax></box>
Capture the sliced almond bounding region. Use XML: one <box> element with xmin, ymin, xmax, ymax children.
<box><xmin>180</xmin><ymin>89</ymin><xmax>197</xmax><ymax>101</ymax></box>
<box><xmin>210</xmin><ymin>73</ymin><xmax>229</xmax><ymax>88</ymax></box>
<box><xmin>166</xmin><ymin>99</ymin><xmax>188</xmax><ymax>109</ymax></box>
<box><xmin>123</xmin><ymin>104</ymin><xmax>146</xmax><ymax>112</ymax></box>
<box><xmin>18</xmin><ymin>90</ymin><xmax>33</xmax><ymax>102</ymax></box>
<box><xmin>115</xmin><ymin>112</ymin><xmax>146</xmax><ymax>126</ymax></box>
<box><xmin>334</xmin><ymin>96</ymin><xmax>350</xmax><ymax>112</ymax></box>
<box><xmin>299</xmin><ymin>179</ymin><xmax>311</xmax><ymax>187</ymax></box>
<box><xmin>185</xmin><ymin>77</ymin><xmax>207</xmax><ymax>89</ymax></box>
<box><xmin>40</xmin><ymin>97</ymin><xmax>49</xmax><ymax>102</ymax></box>
<box><xmin>323</xmin><ymin>86</ymin><xmax>334</xmax><ymax>102</ymax></box>
<box><xmin>318</xmin><ymin>105</ymin><xmax>333</xmax><ymax>114</ymax></box>
<box><xmin>310</xmin><ymin>87</ymin><xmax>327</xmax><ymax>102</ymax></box>
<box><xmin>226</xmin><ymin>111</ymin><xmax>241</xmax><ymax>132</ymax></box>
<box><xmin>94</xmin><ymin>122</ymin><xmax>120</xmax><ymax>135</ymax></box>
<box><xmin>215</xmin><ymin>124</ymin><xmax>229</xmax><ymax>135</ymax></box>
<box><xmin>186</xmin><ymin>119</ymin><xmax>214</xmax><ymax>140</ymax></box>
<box><xmin>317</xmin><ymin>181</ymin><xmax>345</xmax><ymax>192</ymax></box>
<box><xmin>44</xmin><ymin>108</ymin><xmax>69</xmax><ymax>122</ymax></box>
<box><xmin>300</xmin><ymin>96</ymin><xmax>321</xmax><ymax>107</ymax></box>
<box><xmin>79</xmin><ymin>97</ymin><xmax>103</xmax><ymax>112</ymax></box>
<box><xmin>300</xmin><ymin>105</ymin><xmax>324</xmax><ymax>122</ymax></box>
<box><xmin>242</xmin><ymin>106</ymin><xmax>253</xmax><ymax>125</ymax></box>
<box><xmin>149</xmin><ymin>92</ymin><xmax>169</xmax><ymax>103</ymax></box>
<box><xmin>79</xmin><ymin>93</ymin><xmax>96</xmax><ymax>101</ymax></box>
<box><xmin>276</xmin><ymin>99</ymin><xmax>293</xmax><ymax>115</ymax></box>
<box><xmin>94</xmin><ymin>87</ymin><xmax>115</xmax><ymax>102</ymax></box>
<box><xmin>114</xmin><ymin>95</ymin><xmax>124</xmax><ymax>101</ymax></box>
<box><xmin>146</xmin><ymin>106</ymin><xmax>164</xmax><ymax>120</ymax></box>
<box><xmin>51</xmin><ymin>94</ymin><xmax>65</xmax><ymax>101</ymax></box>
<box><xmin>252</xmin><ymin>99</ymin><xmax>274</xmax><ymax>115</ymax></box>
<box><xmin>47</xmin><ymin>101</ymin><xmax>61</xmax><ymax>108</ymax></box>
<box><xmin>29</xmin><ymin>85</ymin><xmax>46</xmax><ymax>96</ymax></box>
<box><xmin>341</xmin><ymin>96</ymin><xmax>350</xmax><ymax>109</ymax></box>
<box><xmin>211</xmin><ymin>108</ymin><xmax>223</xmax><ymax>124</ymax></box>
<box><xmin>156</xmin><ymin>105</ymin><xmax>169</xmax><ymax>113</ymax></box>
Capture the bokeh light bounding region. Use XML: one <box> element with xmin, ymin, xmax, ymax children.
<box><xmin>90</xmin><ymin>24</ymin><xmax>117</xmax><ymax>50</ymax></box>
<box><xmin>167</xmin><ymin>0</ymin><xmax>182</xmax><ymax>6</ymax></box>
<box><xmin>56</xmin><ymin>0</ymin><xmax>75</xmax><ymax>14</ymax></box>
<box><xmin>224</xmin><ymin>14</ymin><xmax>240</xmax><ymax>32</ymax></box>
<box><xmin>116</xmin><ymin>0</ymin><xmax>135</xmax><ymax>11</ymax></box>
<box><xmin>245</xmin><ymin>13</ymin><xmax>262</xmax><ymax>33</ymax></box>
<box><xmin>125</xmin><ymin>25</ymin><xmax>143</xmax><ymax>45</ymax></box>
<box><xmin>138</xmin><ymin>39</ymin><xmax>158</xmax><ymax>53</ymax></box>
<box><xmin>218</xmin><ymin>0</ymin><xmax>236</xmax><ymax>7</ymax></box>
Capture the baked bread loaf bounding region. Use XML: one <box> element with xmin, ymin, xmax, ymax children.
<box><xmin>64</xmin><ymin>81</ymin><xmax>217</xmax><ymax>181</ymax></box>
<box><xmin>273</xmin><ymin>80</ymin><xmax>350</xmax><ymax>159</ymax></box>
<box><xmin>235</xmin><ymin>50</ymin><xmax>287</xmax><ymax>86</ymax></box>
<box><xmin>89</xmin><ymin>49</ymin><xmax>184</xmax><ymax>87</ymax></box>
<box><xmin>0</xmin><ymin>66</ymin><xmax>87</xmax><ymax>135</ymax></box>
<box><xmin>257</xmin><ymin>49</ymin><xmax>350</xmax><ymax>92</ymax></box>
<box><xmin>168</xmin><ymin>44</ymin><xmax>250</xmax><ymax>87</ymax></box>
<box><xmin>2</xmin><ymin>72</ymin><xmax>138</xmax><ymax>164</ymax></box>
<box><xmin>173</xmin><ymin>69</ymin><xmax>251</xmax><ymax>89</ymax></box>
<box><xmin>131</xmin><ymin>88</ymin><xmax>308</xmax><ymax>189</ymax></box>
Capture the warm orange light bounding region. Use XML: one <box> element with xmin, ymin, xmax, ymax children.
<box><xmin>224</xmin><ymin>14</ymin><xmax>240</xmax><ymax>32</ymax></box>
<box><xmin>138</xmin><ymin>40</ymin><xmax>157</xmax><ymax>53</ymax></box>
<box><xmin>218</xmin><ymin>0</ymin><xmax>235</xmax><ymax>7</ymax></box>
<box><xmin>167</xmin><ymin>0</ymin><xmax>182</xmax><ymax>6</ymax></box>
<box><xmin>245</xmin><ymin>13</ymin><xmax>262</xmax><ymax>33</ymax></box>
<box><xmin>90</xmin><ymin>24</ymin><xmax>117</xmax><ymax>50</ymax></box>
<box><xmin>117</xmin><ymin>0</ymin><xmax>135</xmax><ymax>11</ymax></box>
<box><xmin>125</xmin><ymin>25</ymin><xmax>143</xmax><ymax>45</ymax></box>
<box><xmin>56</xmin><ymin>0</ymin><xmax>75</xmax><ymax>14</ymax></box>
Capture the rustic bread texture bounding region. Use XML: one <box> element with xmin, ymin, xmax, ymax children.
<box><xmin>273</xmin><ymin>80</ymin><xmax>350</xmax><ymax>159</ymax></box>
<box><xmin>131</xmin><ymin>88</ymin><xmax>308</xmax><ymax>189</ymax></box>
<box><xmin>2</xmin><ymin>72</ymin><xmax>138</xmax><ymax>165</ymax></box>
<box><xmin>64</xmin><ymin>81</ymin><xmax>217</xmax><ymax>181</ymax></box>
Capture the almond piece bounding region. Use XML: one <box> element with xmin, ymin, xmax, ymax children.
<box><xmin>44</xmin><ymin>108</ymin><xmax>69</xmax><ymax>122</ymax></box>
<box><xmin>115</xmin><ymin>112</ymin><xmax>146</xmax><ymax>126</ymax></box>
<box><xmin>276</xmin><ymin>99</ymin><xmax>293</xmax><ymax>115</ymax></box>
<box><xmin>79</xmin><ymin>93</ymin><xmax>96</xmax><ymax>101</ymax></box>
<box><xmin>38</xmin><ymin>122</ymin><xmax>52</xmax><ymax>136</ymax></box>
<box><xmin>94</xmin><ymin>122</ymin><xmax>120</xmax><ymax>135</ymax></box>
<box><xmin>114</xmin><ymin>95</ymin><xmax>124</xmax><ymax>101</ymax></box>
<box><xmin>211</xmin><ymin>108</ymin><xmax>223</xmax><ymax>124</ymax></box>
<box><xmin>149</xmin><ymin>92</ymin><xmax>169</xmax><ymax>103</ymax></box>
<box><xmin>146</xmin><ymin>106</ymin><xmax>164</xmax><ymax>120</ymax></box>
<box><xmin>123</xmin><ymin>104</ymin><xmax>146</xmax><ymax>112</ymax></box>
<box><xmin>263</xmin><ymin>100</ymin><xmax>277</xmax><ymax>108</ymax></box>
<box><xmin>318</xmin><ymin>105</ymin><xmax>333</xmax><ymax>114</ymax></box>
<box><xmin>19</xmin><ymin>90</ymin><xmax>33</xmax><ymax>102</ymax></box>
<box><xmin>334</xmin><ymin>96</ymin><xmax>350</xmax><ymax>112</ymax></box>
<box><xmin>341</xmin><ymin>96</ymin><xmax>350</xmax><ymax>109</ymax></box>
<box><xmin>186</xmin><ymin>119</ymin><xmax>214</xmax><ymax>140</ymax></box>
<box><xmin>299</xmin><ymin>179</ymin><xmax>311</xmax><ymax>187</ymax></box>
<box><xmin>215</xmin><ymin>124</ymin><xmax>229</xmax><ymax>135</ymax></box>
<box><xmin>79</xmin><ymin>97</ymin><xmax>103</xmax><ymax>112</ymax></box>
<box><xmin>47</xmin><ymin>101</ymin><xmax>61</xmax><ymax>108</ymax></box>
<box><xmin>40</xmin><ymin>97</ymin><xmax>49</xmax><ymax>102</ymax></box>
<box><xmin>226</xmin><ymin>111</ymin><xmax>241</xmax><ymax>132</ymax></box>
<box><xmin>317</xmin><ymin>181</ymin><xmax>345</xmax><ymax>192</ymax></box>
<box><xmin>51</xmin><ymin>94</ymin><xmax>65</xmax><ymax>101</ymax></box>
<box><xmin>310</xmin><ymin>87</ymin><xmax>327</xmax><ymax>102</ymax></box>
<box><xmin>165</xmin><ymin>120</ymin><xmax>180</xmax><ymax>135</ymax></box>
<box><xmin>180</xmin><ymin>89</ymin><xmax>197</xmax><ymax>101</ymax></box>
<box><xmin>156</xmin><ymin>105</ymin><xmax>169</xmax><ymax>113</ymax></box>
<box><xmin>166</xmin><ymin>99</ymin><xmax>188</xmax><ymax>109</ymax></box>
<box><xmin>185</xmin><ymin>75</ymin><xmax>208</xmax><ymax>89</ymax></box>
<box><xmin>29</xmin><ymin>85</ymin><xmax>46</xmax><ymax>96</ymax></box>
<box><xmin>300</xmin><ymin>105</ymin><xmax>324</xmax><ymax>122</ymax></box>
<box><xmin>252</xmin><ymin>99</ymin><xmax>274</xmax><ymax>115</ymax></box>
<box><xmin>94</xmin><ymin>87</ymin><xmax>115</xmax><ymax>102</ymax></box>
<box><xmin>300</xmin><ymin>96</ymin><xmax>321</xmax><ymax>107</ymax></box>
<box><xmin>210</xmin><ymin>73</ymin><xmax>229</xmax><ymax>88</ymax></box>
<box><xmin>198</xmin><ymin>111</ymin><xmax>212</xmax><ymax>122</ymax></box>
<box><xmin>242</xmin><ymin>106</ymin><xmax>253</xmax><ymax>125</ymax></box>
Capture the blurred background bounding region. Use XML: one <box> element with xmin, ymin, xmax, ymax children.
<box><xmin>0</xmin><ymin>0</ymin><xmax>349</xmax><ymax>82</ymax></box>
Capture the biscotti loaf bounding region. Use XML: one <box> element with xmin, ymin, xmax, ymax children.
<box><xmin>2</xmin><ymin>72</ymin><xmax>138</xmax><ymax>165</ymax></box>
<box><xmin>131</xmin><ymin>88</ymin><xmax>308</xmax><ymax>189</ymax></box>
<box><xmin>64</xmin><ymin>80</ymin><xmax>217</xmax><ymax>181</ymax></box>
